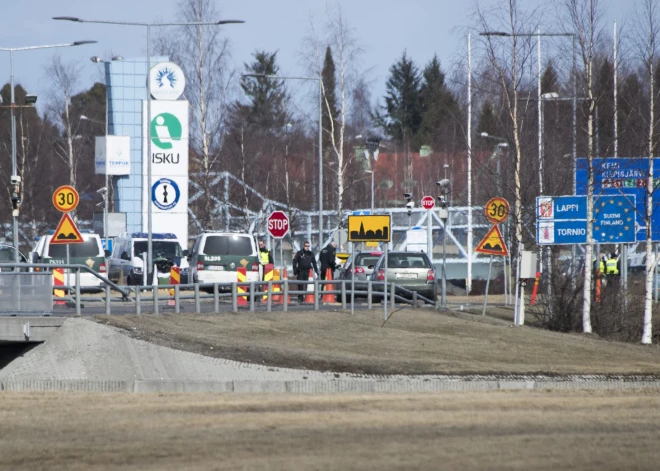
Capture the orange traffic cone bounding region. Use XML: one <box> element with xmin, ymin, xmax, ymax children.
<box><xmin>281</xmin><ymin>267</ymin><xmax>291</xmax><ymax>305</ymax></box>
<box><xmin>322</xmin><ymin>268</ymin><xmax>337</xmax><ymax>303</ymax></box>
<box><xmin>304</xmin><ymin>268</ymin><xmax>315</xmax><ymax>303</ymax></box>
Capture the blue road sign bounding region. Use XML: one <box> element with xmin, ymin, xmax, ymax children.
<box><xmin>536</xmin><ymin>194</ymin><xmax>636</xmax><ymax>244</ymax></box>
<box><xmin>592</xmin><ymin>195</ymin><xmax>636</xmax><ymax>243</ymax></box>
<box><xmin>537</xmin><ymin>220</ymin><xmax>587</xmax><ymax>245</ymax></box>
<box><xmin>537</xmin><ymin>195</ymin><xmax>587</xmax><ymax>220</ymax></box>
<box><xmin>352</xmin><ymin>210</ymin><xmax>371</xmax><ymax>216</ymax></box>
<box><xmin>576</xmin><ymin>158</ymin><xmax>658</xmax><ymax>241</ymax></box>
<box><xmin>101</xmin><ymin>238</ymin><xmax>113</xmax><ymax>253</ymax></box>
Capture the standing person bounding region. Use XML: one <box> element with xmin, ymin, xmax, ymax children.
<box><xmin>293</xmin><ymin>241</ymin><xmax>319</xmax><ymax>302</ymax></box>
<box><xmin>319</xmin><ymin>241</ymin><xmax>338</xmax><ymax>280</ymax></box>
<box><xmin>257</xmin><ymin>239</ymin><xmax>274</xmax><ymax>280</ymax></box>
<box><xmin>605</xmin><ymin>252</ymin><xmax>620</xmax><ymax>287</ymax></box>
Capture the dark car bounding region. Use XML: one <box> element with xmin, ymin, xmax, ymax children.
<box><xmin>368</xmin><ymin>251</ymin><xmax>437</xmax><ymax>301</ymax></box>
<box><xmin>0</xmin><ymin>244</ymin><xmax>28</xmax><ymax>271</ymax></box>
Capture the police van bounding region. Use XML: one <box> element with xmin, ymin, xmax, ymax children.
<box><xmin>107</xmin><ymin>232</ymin><xmax>188</xmax><ymax>286</ymax></box>
<box><xmin>189</xmin><ymin>231</ymin><xmax>259</xmax><ymax>288</ymax></box>
<box><xmin>31</xmin><ymin>230</ymin><xmax>107</xmax><ymax>291</ymax></box>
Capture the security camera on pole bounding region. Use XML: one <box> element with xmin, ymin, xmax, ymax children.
<box><xmin>404</xmin><ymin>193</ymin><xmax>413</xmax><ymax>229</ymax></box>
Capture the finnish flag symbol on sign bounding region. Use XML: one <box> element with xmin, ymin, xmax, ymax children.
<box><xmin>152</xmin><ymin>178</ymin><xmax>180</xmax><ymax>211</ymax></box>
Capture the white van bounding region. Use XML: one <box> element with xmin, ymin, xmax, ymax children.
<box><xmin>31</xmin><ymin>231</ymin><xmax>107</xmax><ymax>291</ymax></box>
<box><xmin>107</xmin><ymin>232</ymin><xmax>189</xmax><ymax>285</ymax></box>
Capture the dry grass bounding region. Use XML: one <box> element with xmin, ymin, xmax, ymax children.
<box><xmin>95</xmin><ymin>308</ymin><xmax>660</xmax><ymax>375</ymax></box>
<box><xmin>2</xmin><ymin>389</ymin><xmax>660</xmax><ymax>470</ymax></box>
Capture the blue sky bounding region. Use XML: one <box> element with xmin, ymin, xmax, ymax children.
<box><xmin>0</xmin><ymin>0</ymin><xmax>635</xmax><ymax>115</ymax></box>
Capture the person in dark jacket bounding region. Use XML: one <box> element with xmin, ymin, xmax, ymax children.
<box><xmin>319</xmin><ymin>241</ymin><xmax>338</xmax><ymax>280</ymax></box>
<box><xmin>292</xmin><ymin>241</ymin><xmax>319</xmax><ymax>302</ymax></box>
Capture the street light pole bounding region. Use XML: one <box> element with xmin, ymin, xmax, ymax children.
<box><xmin>479</xmin><ymin>132</ymin><xmax>508</xmax><ymax>197</ymax></box>
<box><xmin>86</xmin><ymin>55</ymin><xmax>122</xmax><ymax>252</ymax></box>
<box><xmin>365</xmin><ymin>137</ymin><xmax>380</xmax><ymax>213</ymax></box>
<box><xmin>242</xmin><ymin>73</ymin><xmax>323</xmax><ymax>248</ymax></box>
<box><xmin>1</xmin><ymin>40</ymin><xmax>97</xmax><ymax>263</ymax></box>
<box><xmin>56</xmin><ymin>16</ymin><xmax>244</xmax><ymax>279</ymax></box>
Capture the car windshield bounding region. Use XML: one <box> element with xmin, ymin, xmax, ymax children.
<box><xmin>203</xmin><ymin>236</ymin><xmax>253</xmax><ymax>256</ymax></box>
<box><xmin>134</xmin><ymin>241</ymin><xmax>182</xmax><ymax>259</ymax></box>
<box><xmin>48</xmin><ymin>239</ymin><xmax>101</xmax><ymax>258</ymax></box>
<box><xmin>386</xmin><ymin>254</ymin><xmax>430</xmax><ymax>269</ymax></box>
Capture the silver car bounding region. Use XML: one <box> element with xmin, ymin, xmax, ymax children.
<box><xmin>339</xmin><ymin>251</ymin><xmax>383</xmax><ymax>282</ymax></box>
<box><xmin>369</xmin><ymin>251</ymin><xmax>437</xmax><ymax>300</ymax></box>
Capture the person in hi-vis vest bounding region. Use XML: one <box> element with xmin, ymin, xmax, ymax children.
<box><xmin>258</xmin><ymin>240</ymin><xmax>274</xmax><ymax>280</ymax></box>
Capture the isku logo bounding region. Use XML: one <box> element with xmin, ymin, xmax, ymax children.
<box><xmin>151</xmin><ymin>113</ymin><xmax>182</xmax><ymax>149</ymax></box>
<box><xmin>156</xmin><ymin>67</ymin><xmax>177</xmax><ymax>89</ymax></box>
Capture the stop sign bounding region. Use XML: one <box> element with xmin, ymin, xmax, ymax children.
<box><xmin>421</xmin><ymin>196</ymin><xmax>435</xmax><ymax>210</ymax></box>
<box><xmin>267</xmin><ymin>211</ymin><xmax>289</xmax><ymax>238</ymax></box>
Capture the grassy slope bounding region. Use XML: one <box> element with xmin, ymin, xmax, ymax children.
<box><xmin>95</xmin><ymin>308</ymin><xmax>660</xmax><ymax>375</ymax></box>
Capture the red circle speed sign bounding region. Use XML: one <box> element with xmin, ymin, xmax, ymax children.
<box><xmin>267</xmin><ymin>211</ymin><xmax>289</xmax><ymax>238</ymax></box>
<box><xmin>421</xmin><ymin>195</ymin><xmax>435</xmax><ymax>210</ymax></box>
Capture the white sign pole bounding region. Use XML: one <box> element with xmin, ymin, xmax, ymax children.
<box><xmin>427</xmin><ymin>210</ymin><xmax>432</xmax><ymax>259</ymax></box>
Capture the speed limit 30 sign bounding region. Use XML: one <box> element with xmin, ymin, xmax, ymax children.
<box><xmin>52</xmin><ymin>185</ymin><xmax>80</xmax><ymax>213</ymax></box>
<box><xmin>484</xmin><ymin>197</ymin><xmax>510</xmax><ymax>225</ymax></box>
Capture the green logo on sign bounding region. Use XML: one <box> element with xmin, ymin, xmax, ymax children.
<box><xmin>151</xmin><ymin>113</ymin><xmax>182</xmax><ymax>149</ymax></box>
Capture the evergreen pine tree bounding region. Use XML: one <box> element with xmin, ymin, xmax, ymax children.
<box><xmin>238</xmin><ymin>50</ymin><xmax>288</xmax><ymax>129</ymax></box>
<box><xmin>373</xmin><ymin>51</ymin><xmax>422</xmax><ymax>144</ymax></box>
<box><xmin>321</xmin><ymin>46</ymin><xmax>339</xmax><ymax>152</ymax></box>
<box><xmin>417</xmin><ymin>54</ymin><xmax>461</xmax><ymax>151</ymax></box>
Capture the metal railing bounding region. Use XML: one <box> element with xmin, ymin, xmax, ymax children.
<box><xmin>0</xmin><ymin>263</ymin><xmax>437</xmax><ymax>316</ymax></box>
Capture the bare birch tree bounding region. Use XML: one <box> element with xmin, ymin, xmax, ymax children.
<box><xmin>155</xmin><ymin>0</ymin><xmax>235</xmax><ymax>230</ymax></box>
<box><xmin>304</xmin><ymin>3</ymin><xmax>364</xmax><ymax>230</ymax></box>
<box><xmin>474</xmin><ymin>0</ymin><xmax>540</xmax><ymax>319</ymax></box>
<box><xmin>561</xmin><ymin>0</ymin><xmax>606</xmax><ymax>334</ymax></box>
<box><xmin>45</xmin><ymin>55</ymin><xmax>83</xmax><ymax>188</ymax></box>
<box><xmin>632</xmin><ymin>0</ymin><xmax>660</xmax><ymax>344</ymax></box>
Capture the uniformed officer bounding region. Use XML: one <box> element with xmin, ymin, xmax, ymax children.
<box><xmin>319</xmin><ymin>241</ymin><xmax>338</xmax><ymax>280</ymax></box>
<box><xmin>293</xmin><ymin>241</ymin><xmax>319</xmax><ymax>302</ymax></box>
<box><xmin>258</xmin><ymin>240</ymin><xmax>274</xmax><ymax>280</ymax></box>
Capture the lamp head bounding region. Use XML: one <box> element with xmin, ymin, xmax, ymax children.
<box><xmin>24</xmin><ymin>94</ymin><xmax>37</xmax><ymax>105</ymax></box>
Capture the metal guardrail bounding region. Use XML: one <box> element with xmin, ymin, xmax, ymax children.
<box><xmin>0</xmin><ymin>263</ymin><xmax>437</xmax><ymax>315</ymax></box>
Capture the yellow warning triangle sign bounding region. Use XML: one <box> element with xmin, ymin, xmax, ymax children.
<box><xmin>50</xmin><ymin>213</ymin><xmax>85</xmax><ymax>244</ymax></box>
<box><xmin>475</xmin><ymin>224</ymin><xmax>509</xmax><ymax>256</ymax></box>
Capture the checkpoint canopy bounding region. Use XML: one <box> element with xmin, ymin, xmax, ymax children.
<box><xmin>576</xmin><ymin>158</ymin><xmax>660</xmax><ymax>240</ymax></box>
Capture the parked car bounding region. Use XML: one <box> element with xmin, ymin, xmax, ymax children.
<box><xmin>368</xmin><ymin>251</ymin><xmax>437</xmax><ymax>301</ymax></box>
<box><xmin>189</xmin><ymin>231</ymin><xmax>259</xmax><ymax>290</ymax></box>
<box><xmin>0</xmin><ymin>243</ymin><xmax>28</xmax><ymax>271</ymax></box>
<box><xmin>31</xmin><ymin>230</ymin><xmax>107</xmax><ymax>291</ymax></box>
<box><xmin>338</xmin><ymin>251</ymin><xmax>383</xmax><ymax>282</ymax></box>
<box><xmin>108</xmin><ymin>232</ymin><xmax>188</xmax><ymax>286</ymax></box>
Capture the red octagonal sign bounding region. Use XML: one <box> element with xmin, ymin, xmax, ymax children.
<box><xmin>267</xmin><ymin>211</ymin><xmax>290</xmax><ymax>239</ymax></box>
<box><xmin>421</xmin><ymin>195</ymin><xmax>435</xmax><ymax>210</ymax></box>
